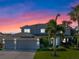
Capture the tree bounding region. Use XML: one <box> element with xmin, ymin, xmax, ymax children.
<box><xmin>68</xmin><ymin>4</ymin><xmax>79</xmax><ymax>48</ymax></box>
<box><xmin>46</xmin><ymin>19</ymin><xmax>57</xmax><ymax>45</ymax></box>
<box><xmin>68</xmin><ymin>4</ymin><xmax>79</xmax><ymax>27</ymax></box>
<box><xmin>62</xmin><ymin>21</ymin><xmax>72</xmax><ymax>26</ymax></box>
<box><xmin>46</xmin><ymin>14</ymin><xmax>60</xmax><ymax>56</ymax></box>
<box><xmin>46</xmin><ymin>19</ymin><xmax>57</xmax><ymax>56</ymax></box>
<box><xmin>53</xmin><ymin>14</ymin><xmax>60</xmax><ymax>56</ymax></box>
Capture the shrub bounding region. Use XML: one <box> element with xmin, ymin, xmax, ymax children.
<box><xmin>40</xmin><ymin>37</ymin><xmax>49</xmax><ymax>48</ymax></box>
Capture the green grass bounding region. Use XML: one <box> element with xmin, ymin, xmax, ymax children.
<box><xmin>34</xmin><ymin>49</ymin><xmax>79</xmax><ymax>59</ymax></box>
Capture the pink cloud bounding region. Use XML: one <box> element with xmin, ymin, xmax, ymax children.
<box><xmin>0</xmin><ymin>10</ymin><xmax>76</xmax><ymax>33</ymax></box>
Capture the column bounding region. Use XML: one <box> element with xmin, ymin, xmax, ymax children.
<box><xmin>14</xmin><ymin>38</ymin><xmax>16</xmax><ymax>50</ymax></box>
<box><xmin>37</xmin><ymin>38</ymin><xmax>40</xmax><ymax>48</ymax></box>
<box><xmin>2</xmin><ymin>38</ymin><xmax>5</xmax><ymax>49</ymax></box>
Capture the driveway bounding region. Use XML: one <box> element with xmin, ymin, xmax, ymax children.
<box><xmin>0</xmin><ymin>51</ymin><xmax>35</xmax><ymax>59</ymax></box>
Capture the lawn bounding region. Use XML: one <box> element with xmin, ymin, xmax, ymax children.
<box><xmin>34</xmin><ymin>49</ymin><xmax>79</xmax><ymax>59</ymax></box>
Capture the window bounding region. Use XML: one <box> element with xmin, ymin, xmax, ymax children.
<box><xmin>40</xmin><ymin>29</ymin><xmax>45</xmax><ymax>33</ymax></box>
<box><xmin>24</xmin><ymin>29</ymin><xmax>30</xmax><ymax>33</ymax></box>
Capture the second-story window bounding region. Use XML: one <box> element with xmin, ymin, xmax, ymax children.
<box><xmin>24</xmin><ymin>29</ymin><xmax>30</xmax><ymax>33</ymax></box>
<box><xmin>40</xmin><ymin>29</ymin><xmax>45</xmax><ymax>33</ymax></box>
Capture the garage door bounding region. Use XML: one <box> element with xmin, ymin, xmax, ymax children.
<box><xmin>16</xmin><ymin>40</ymin><xmax>38</xmax><ymax>51</ymax></box>
<box><xmin>5</xmin><ymin>40</ymin><xmax>14</xmax><ymax>50</ymax></box>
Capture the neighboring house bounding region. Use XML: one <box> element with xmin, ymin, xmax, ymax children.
<box><xmin>64</xmin><ymin>26</ymin><xmax>72</xmax><ymax>36</ymax></box>
<box><xmin>62</xmin><ymin>24</ymin><xmax>75</xmax><ymax>45</ymax></box>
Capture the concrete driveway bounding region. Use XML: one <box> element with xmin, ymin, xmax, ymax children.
<box><xmin>0</xmin><ymin>51</ymin><xmax>35</xmax><ymax>59</ymax></box>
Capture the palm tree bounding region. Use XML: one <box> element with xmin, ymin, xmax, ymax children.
<box><xmin>55</xmin><ymin>14</ymin><xmax>60</xmax><ymax>22</ymax></box>
<box><xmin>68</xmin><ymin>4</ymin><xmax>79</xmax><ymax>27</ymax></box>
<box><xmin>69</xmin><ymin>4</ymin><xmax>79</xmax><ymax>48</ymax></box>
<box><xmin>46</xmin><ymin>19</ymin><xmax>57</xmax><ymax>56</ymax></box>
<box><xmin>46</xmin><ymin>19</ymin><xmax>57</xmax><ymax>45</ymax></box>
<box><xmin>46</xmin><ymin>14</ymin><xmax>60</xmax><ymax>56</ymax></box>
<box><xmin>54</xmin><ymin>14</ymin><xmax>60</xmax><ymax>56</ymax></box>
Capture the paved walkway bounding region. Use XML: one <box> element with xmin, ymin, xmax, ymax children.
<box><xmin>0</xmin><ymin>51</ymin><xmax>35</xmax><ymax>59</ymax></box>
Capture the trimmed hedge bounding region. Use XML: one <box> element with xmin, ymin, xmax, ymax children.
<box><xmin>37</xmin><ymin>47</ymin><xmax>66</xmax><ymax>51</ymax></box>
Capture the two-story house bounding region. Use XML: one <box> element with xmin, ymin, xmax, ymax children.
<box><xmin>0</xmin><ymin>23</ymin><xmax>75</xmax><ymax>50</ymax></box>
<box><xmin>0</xmin><ymin>24</ymin><xmax>47</xmax><ymax>51</ymax></box>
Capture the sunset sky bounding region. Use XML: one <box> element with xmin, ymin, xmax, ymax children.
<box><xmin>0</xmin><ymin>0</ymin><xmax>79</xmax><ymax>33</ymax></box>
